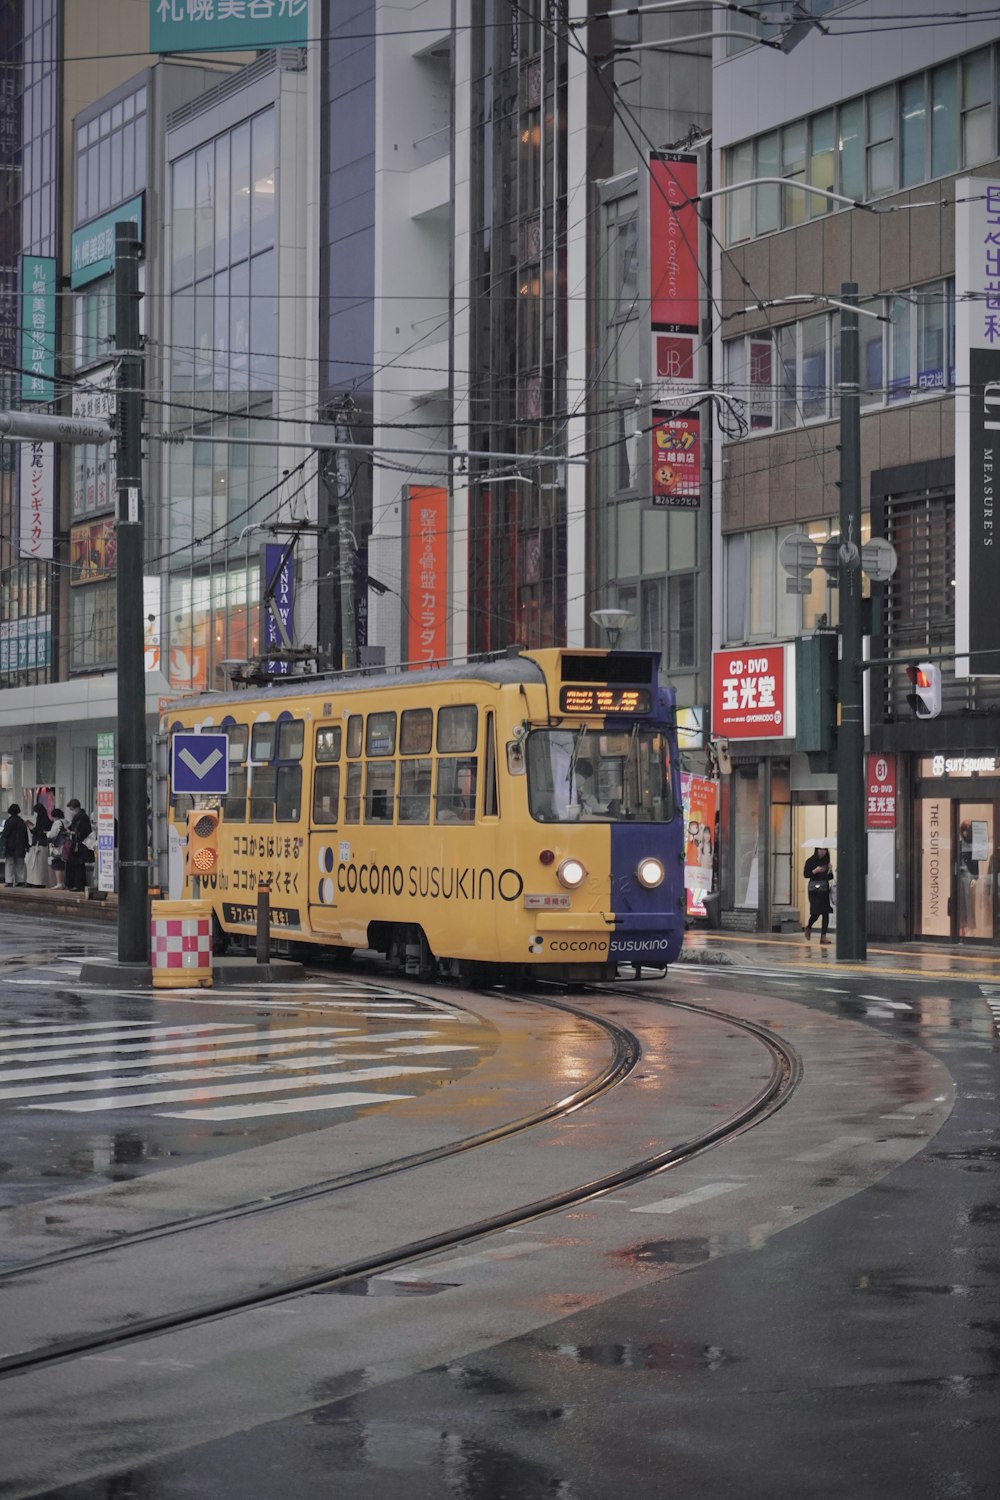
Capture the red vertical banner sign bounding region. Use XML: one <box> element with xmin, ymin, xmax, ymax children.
<box><xmin>649</xmin><ymin>153</ymin><xmax>700</xmax><ymax>333</ymax></box>
<box><xmin>866</xmin><ymin>754</ymin><xmax>897</xmax><ymax>829</ymax></box>
<box><xmin>649</xmin><ymin>153</ymin><xmax>701</xmax><ymax>508</ymax></box>
<box><xmin>407</xmin><ymin>484</ymin><xmax>448</xmax><ymax>667</ymax></box>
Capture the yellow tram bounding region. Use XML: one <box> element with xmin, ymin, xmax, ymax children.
<box><xmin>162</xmin><ymin>647</ymin><xmax>685</xmax><ymax>981</ymax></box>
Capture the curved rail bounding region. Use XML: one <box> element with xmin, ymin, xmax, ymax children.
<box><xmin>0</xmin><ymin>990</ymin><xmax>799</xmax><ymax>1380</ymax></box>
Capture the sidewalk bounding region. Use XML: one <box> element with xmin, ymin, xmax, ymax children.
<box><xmin>0</xmin><ymin>882</ymin><xmax>118</xmax><ymax>922</ymax></box>
<box><xmin>680</xmin><ymin>922</ymin><xmax>1000</xmax><ymax>979</ymax></box>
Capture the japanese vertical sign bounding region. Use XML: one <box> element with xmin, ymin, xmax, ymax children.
<box><xmin>955</xmin><ymin>176</ymin><xmax>1000</xmax><ymax>676</ymax></box>
<box><xmin>18</xmin><ymin>441</ymin><xmax>53</xmax><ymax>561</ymax></box>
<box><xmin>96</xmin><ymin>732</ymin><xmax>116</xmax><ymax>895</ymax></box>
<box><xmin>866</xmin><ymin>753</ymin><xmax>896</xmax><ymax>830</ymax></box>
<box><xmin>648</xmin><ymin>153</ymin><xmax>702</xmax><ymax>508</ymax></box>
<box><xmin>0</xmin><ymin>2</ymin><xmax>22</xmax><ymax>474</ymax></box>
<box><xmin>711</xmin><ymin>645</ymin><xmax>792</xmax><ymax>740</ymax></box>
<box><xmin>20</xmin><ymin>255</ymin><xmax>55</xmax><ymax>402</ymax></box>
<box><xmin>150</xmin><ymin>0</ymin><xmax>309</xmax><ymax>55</ymax></box>
<box><xmin>262</xmin><ymin>542</ymin><xmax>294</xmax><ymax>675</ymax></box>
<box><xmin>406</xmin><ymin>484</ymin><xmax>448</xmax><ymax>666</ymax></box>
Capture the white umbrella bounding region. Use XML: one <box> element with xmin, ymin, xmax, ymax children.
<box><xmin>800</xmin><ymin>836</ymin><xmax>837</xmax><ymax>849</ymax></box>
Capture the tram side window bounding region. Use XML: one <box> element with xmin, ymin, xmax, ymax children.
<box><xmin>437</xmin><ymin>704</ymin><xmax>477</xmax><ymax>754</ymax></box>
<box><xmin>251</xmin><ymin>722</ymin><xmax>276</xmax><ymax>761</ymax></box>
<box><xmin>276</xmin><ymin>765</ymin><xmax>301</xmax><ymax>821</ymax></box>
<box><xmin>399</xmin><ymin>759</ymin><xmax>431</xmax><ymax>823</ymax></box>
<box><xmin>400</xmin><ymin>707</ymin><xmax>433</xmax><ymax>754</ymax></box>
<box><xmin>344</xmin><ymin>763</ymin><xmax>362</xmax><ymax>823</ymax></box>
<box><xmin>315</xmin><ymin>725</ymin><xmax>341</xmax><ymax>762</ymax></box>
<box><xmin>365</xmin><ymin>761</ymin><xmax>395</xmax><ymax>823</ymax></box>
<box><xmin>435</xmin><ymin>757</ymin><xmax>477</xmax><ymax>823</ymax></box>
<box><xmin>346</xmin><ymin>715</ymin><xmax>363</xmax><ymax>757</ymax></box>
<box><xmin>366</xmin><ymin>712</ymin><xmax>396</xmax><ymax>756</ymax></box>
<box><xmin>250</xmin><ymin>765</ymin><xmax>276</xmax><ymax>822</ymax></box>
<box><xmin>276</xmin><ymin>718</ymin><xmax>304</xmax><ymax>761</ymax></box>
<box><xmin>313</xmin><ymin>764</ymin><xmax>340</xmax><ymax>824</ymax></box>
<box><xmin>225</xmin><ymin>723</ymin><xmax>248</xmax><ymax>822</ymax></box>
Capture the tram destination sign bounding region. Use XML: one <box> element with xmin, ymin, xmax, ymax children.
<box><xmin>171</xmin><ymin>732</ymin><xmax>229</xmax><ymax>797</ymax></box>
<box><xmin>559</xmin><ymin>686</ymin><xmax>652</xmax><ymax>714</ymax></box>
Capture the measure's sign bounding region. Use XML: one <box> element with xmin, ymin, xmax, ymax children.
<box><xmin>712</xmin><ymin>645</ymin><xmax>791</xmax><ymax>740</ymax></box>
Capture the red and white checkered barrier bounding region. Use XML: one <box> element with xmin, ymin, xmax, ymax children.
<box><xmin>151</xmin><ymin>901</ymin><xmax>213</xmax><ymax>989</ymax></box>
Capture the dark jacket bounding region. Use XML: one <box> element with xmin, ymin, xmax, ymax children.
<box><xmin>2</xmin><ymin>813</ymin><xmax>29</xmax><ymax>859</ymax></box>
<box><xmin>30</xmin><ymin>807</ymin><xmax>52</xmax><ymax>846</ymax></box>
<box><xmin>804</xmin><ymin>852</ymin><xmax>834</xmax><ymax>898</ymax></box>
<box><xmin>69</xmin><ymin>808</ymin><xmax>93</xmax><ymax>845</ymax></box>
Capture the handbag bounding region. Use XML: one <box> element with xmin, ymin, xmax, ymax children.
<box><xmin>808</xmin><ymin>877</ymin><xmax>829</xmax><ymax>894</ymax></box>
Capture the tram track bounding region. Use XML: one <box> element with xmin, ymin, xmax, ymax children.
<box><xmin>0</xmin><ymin>983</ymin><xmax>800</xmax><ymax>1383</ymax></box>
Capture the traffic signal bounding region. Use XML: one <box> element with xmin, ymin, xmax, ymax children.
<box><xmin>186</xmin><ymin>809</ymin><xmax>220</xmax><ymax>878</ymax></box>
<box><xmin>905</xmin><ymin>662</ymin><xmax>941</xmax><ymax>719</ymax></box>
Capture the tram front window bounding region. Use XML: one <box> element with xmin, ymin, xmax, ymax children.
<box><xmin>526</xmin><ymin>728</ymin><xmax>673</xmax><ymax>824</ymax></box>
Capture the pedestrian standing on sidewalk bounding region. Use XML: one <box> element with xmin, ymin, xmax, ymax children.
<box><xmin>47</xmin><ymin>807</ymin><xmax>68</xmax><ymax>889</ymax></box>
<box><xmin>26</xmin><ymin>801</ymin><xmax>51</xmax><ymax>887</ymax></box>
<box><xmin>65</xmin><ymin>798</ymin><xmax>93</xmax><ymax>893</ymax></box>
<box><xmin>2</xmin><ymin>805</ymin><xmax>30</xmax><ymax>887</ymax></box>
<box><xmin>803</xmin><ymin>846</ymin><xmax>834</xmax><ymax>945</ymax></box>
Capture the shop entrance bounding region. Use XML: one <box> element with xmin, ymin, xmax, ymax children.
<box><xmin>917</xmin><ymin>796</ymin><xmax>997</xmax><ymax>941</ymax></box>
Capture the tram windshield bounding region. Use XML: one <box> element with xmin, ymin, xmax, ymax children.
<box><xmin>525</xmin><ymin>727</ymin><xmax>674</xmax><ymax>823</ymax></box>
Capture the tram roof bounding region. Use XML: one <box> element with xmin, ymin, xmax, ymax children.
<box><xmin>167</xmin><ymin>649</ymin><xmax>554</xmax><ymax>714</ymax></box>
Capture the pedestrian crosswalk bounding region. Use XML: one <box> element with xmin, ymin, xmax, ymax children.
<box><xmin>980</xmin><ymin>984</ymin><xmax>1000</xmax><ymax>1035</ymax></box>
<box><xmin>0</xmin><ymin>983</ymin><xmax>482</xmax><ymax>1122</ymax></box>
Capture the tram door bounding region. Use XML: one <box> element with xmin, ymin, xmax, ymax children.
<box><xmin>956</xmin><ymin>803</ymin><xmax>995</xmax><ymax>941</ymax></box>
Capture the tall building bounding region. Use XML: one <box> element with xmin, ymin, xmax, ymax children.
<box><xmin>711</xmin><ymin>1</ymin><xmax>1000</xmax><ymax>942</ymax></box>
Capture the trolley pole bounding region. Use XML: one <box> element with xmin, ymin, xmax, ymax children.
<box><xmin>836</xmin><ymin>282</ymin><xmax>866</xmax><ymax>962</ymax></box>
<box><xmin>114</xmin><ymin>221</ymin><xmax>150</xmax><ymax>965</ymax></box>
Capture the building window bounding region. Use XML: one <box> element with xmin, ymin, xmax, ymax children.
<box><xmin>723</xmin><ymin>44</ymin><xmax>1000</xmax><ymax>245</ymax></box>
<box><xmin>74</xmin><ymin>85</ymin><xmax>147</xmax><ymax>223</ymax></box>
<box><xmin>167</xmin><ymin>107</ymin><xmax>277</xmax><ymax>693</ymax></box>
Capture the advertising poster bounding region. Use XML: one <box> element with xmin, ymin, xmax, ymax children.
<box><xmin>681</xmin><ymin>773</ymin><xmax>717</xmax><ymax>918</ymax></box>
<box><xmin>70</xmin><ymin>518</ymin><xmax>117</xmax><ymax>584</ymax></box>
<box><xmin>651</xmin><ymin>413</ymin><xmax>700</xmax><ymax>507</ymax></box>
<box><xmin>96</xmin><ymin>731</ymin><xmax>115</xmax><ymax>895</ymax></box>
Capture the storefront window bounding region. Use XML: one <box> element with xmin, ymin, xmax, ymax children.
<box><xmin>733</xmin><ymin>766</ymin><xmax>759</xmax><ymax>907</ymax></box>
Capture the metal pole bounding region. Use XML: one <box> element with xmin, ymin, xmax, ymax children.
<box><xmin>114</xmin><ymin>222</ymin><xmax>149</xmax><ymax>965</ymax></box>
<box><xmin>836</xmin><ymin>282</ymin><xmax>866</xmax><ymax>961</ymax></box>
<box><xmin>335</xmin><ymin>401</ymin><xmax>357</xmax><ymax>671</ymax></box>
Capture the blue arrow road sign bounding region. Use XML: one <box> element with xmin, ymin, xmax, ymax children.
<box><xmin>171</xmin><ymin>732</ymin><xmax>229</xmax><ymax>797</ymax></box>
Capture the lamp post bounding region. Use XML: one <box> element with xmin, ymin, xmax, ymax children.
<box><xmin>835</xmin><ymin>282</ymin><xmax>866</xmax><ymax>961</ymax></box>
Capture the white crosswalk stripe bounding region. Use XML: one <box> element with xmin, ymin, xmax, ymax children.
<box><xmin>979</xmin><ymin>985</ymin><xmax>1000</xmax><ymax>1035</ymax></box>
<box><xmin>0</xmin><ymin>982</ymin><xmax>481</xmax><ymax>1121</ymax></box>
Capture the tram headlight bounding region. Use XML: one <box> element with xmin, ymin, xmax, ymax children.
<box><xmin>636</xmin><ymin>856</ymin><xmax>665</xmax><ymax>890</ymax></box>
<box><xmin>557</xmin><ymin>857</ymin><xmax>587</xmax><ymax>890</ymax></box>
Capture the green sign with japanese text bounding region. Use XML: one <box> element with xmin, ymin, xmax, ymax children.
<box><xmin>70</xmin><ymin>196</ymin><xmax>144</xmax><ymax>289</ymax></box>
<box><xmin>150</xmin><ymin>0</ymin><xmax>309</xmax><ymax>55</ymax></box>
<box><xmin>20</xmin><ymin>255</ymin><xmax>56</xmax><ymax>403</ymax></box>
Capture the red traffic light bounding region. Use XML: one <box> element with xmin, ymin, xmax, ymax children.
<box><xmin>904</xmin><ymin>661</ymin><xmax>941</xmax><ymax>719</ymax></box>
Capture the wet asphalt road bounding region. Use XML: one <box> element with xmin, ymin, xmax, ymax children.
<box><xmin>0</xmin><ymin>919</ymin><xmax>997</xmax><ymax>1499</ymax></box>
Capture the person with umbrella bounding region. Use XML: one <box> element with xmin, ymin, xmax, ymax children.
<box><xmin>803</xmin><ymin>843</ymin><xmax>834</xmax><ymax>945</ymax></box>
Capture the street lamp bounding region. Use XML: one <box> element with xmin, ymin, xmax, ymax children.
<box><xmin>591</xmin><ymin>608</ymin><xmax>637</xmax><ymax>649</ymax></box>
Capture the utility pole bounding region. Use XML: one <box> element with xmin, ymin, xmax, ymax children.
<box><xmin>335</xmin><ymin>398</ymin><xmax>357</xmax><ymax>671</ymax></box>
<box><xmin>114</xmin><ymin>221</ymin><xmax>149</xmax><ymax>966</ymax></box>
<box><xmin>836</xmin><ymin>282</ymin><xmax>866</xmax><ymax>961</ymax></box>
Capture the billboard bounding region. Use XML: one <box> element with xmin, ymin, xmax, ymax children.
<box><xmin>406</xmin><ymin>484</ymin><xmax>448</xmax><ymax>666</ymax></box>
<box><xmin>70</xmin><ymin>195</ymin><xmax>143</xmax><ymax>289</ymax></box>
<box><xmin>712</xmin><ymin>644</ymin><xmax>793</xmax><ymax>740</ymax></box>
<box><xmin>150</xmin><ymin>0</ymin><xmax>309</xmax><ymax>55</ymax></box>
<box><xmin>262</xmin><ymin>542</ymin><xmax>294</xmax><ymax>675</ymax></box>
<box><xmin>955</xmin><ymin>176</ymin><xmax>1000</xmax><ymax>676</ymax></box>
<box><xmin>651</xmin><ymin>412</ymin><xmax>700</xmax><ymax>508</ymax></box>
<box><xmin>648</xmin><ymin>153</ymin><xmax>702</xmax><ymax>507</ymax></box>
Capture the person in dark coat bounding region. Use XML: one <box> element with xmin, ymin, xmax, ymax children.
<box><xmin>65</xmin><ymin>798</ymin><xmax>93</xmax><ymax>892</ymax></box>
<box><xmin>803</xmin><ymin>846</ymin><xmax>834</xmax><ymax>944</ymax></box>
<box><xmin>26</xmin><ymin>801</ymin><xmax>52</xmax><ymax>887</ymax></box>
<box><xmin>2</xmin><ymin>804</ymin><xmax>30</xmax><ymax>887</ymax></box>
